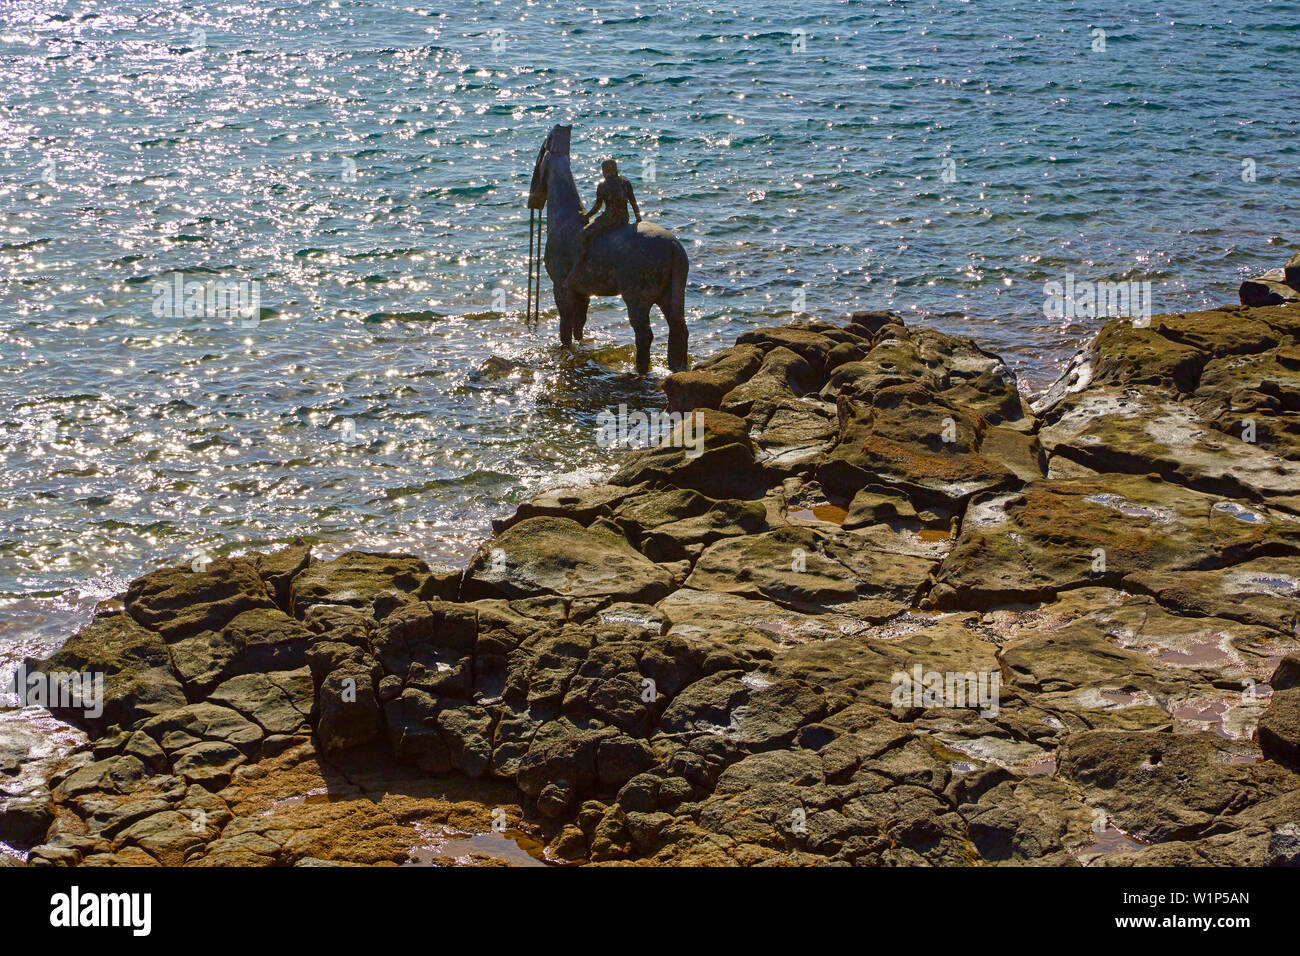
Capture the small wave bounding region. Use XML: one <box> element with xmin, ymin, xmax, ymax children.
<box><xmin>363</xmin><ymin>310</ymin><xmax>447</xmax><ymax>323</ymax></box>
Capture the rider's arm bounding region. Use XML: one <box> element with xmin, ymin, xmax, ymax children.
<box><xmin>627</xmin><ymin>180</ymin><xmax>641</xmax><ymax>222</ymax></box>
<box><xmin>588</xmin><ymin>181</ymin><xmax>606</xmax><ymax>218</ymax></box>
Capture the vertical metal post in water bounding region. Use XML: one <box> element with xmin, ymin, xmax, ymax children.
<box><xmin>535</xmin><ymin>208</ymin><xmax>545</xmax><ymax>326</ymax></box>
<box><xmin>525</xmin><ymin>207</ymin><xmax>545</xmax><ymax>327</ymax></box>
<box><xmin>527</xmin><ymin>209</ymin><xmax>536</xmax><ymax>326</ymax></box>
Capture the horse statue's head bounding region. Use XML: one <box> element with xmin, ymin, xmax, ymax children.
<box><xmin>527</xmin><ymin>124</ymin><xmax>571</xmax><ymax>209</ymax></box>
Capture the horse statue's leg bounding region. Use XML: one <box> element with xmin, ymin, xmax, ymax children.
<box><xmin>554</xmin><ymin>281</ymin><xmax>576</xmax><ymax>348</ymax></box>
<box><xmin>659</xmin><ymin>244</ymin><xmax>689</xmax><ymax>372</ymax></box>
<box><xmin>572</xmin><ymin>295</ymin><xmax>589</xmax><ymax>341</ymax></box>
<box><xmin>623</xmin><ymin>296</ymin><xmax>654</xmax><ymax>374</ymax></box>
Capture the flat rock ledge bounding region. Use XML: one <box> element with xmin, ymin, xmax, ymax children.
<box><xmin>8</xmin><ymin>303</ymin><xmax>1300</xmax><ymax>867</ymax></box>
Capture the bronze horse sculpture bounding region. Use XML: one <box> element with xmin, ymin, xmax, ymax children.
<box><xmin>527</xmin><ymin>125</ymin><xmax>689</xmax><ymax>373</ymax></box>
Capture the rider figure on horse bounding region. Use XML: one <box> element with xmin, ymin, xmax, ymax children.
<box><xmin>563</xmin><ymin>158</ymin><xmax>641</xmax><ymax>288</ymax></box>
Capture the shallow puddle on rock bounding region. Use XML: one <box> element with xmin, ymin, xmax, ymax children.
<box><xmin>1223</xmin><ymin>747</ymin><xmax>1265</xmax><ymax>765</ymax></box>
<box><xmin>1083</xmin><ymin>493</ymin><xmax>1174</xmax><ymax>524</ymax></box>
<box><xmin>1095</xmin><ymin>689</ymin><xmax>1150</xmax><ymax>708</ymax></box>
<box><xmin>1258</xmin><ymin>648</ymin><xmax>1299</xmax><ymax>680</ymax></box>
<box><xmin>1225</xmin><ymin>570</ymin><xmax>1300</xmax><ymax>597</ymax></box>
<box><xmin>758</xmin><ymin>442</ymin><xmax>831</xmax><ymax>471</ymax></box>
<box><xmin>786</xmin><ymin>504</ymin><xmax>847</xmax><ymax>526</ymax></box>
<box><xmin>265</xmin><ymin>787</ymin><xmax>336</xmax><ymax>812</ymax></box>
<box><xmin>1242</xmin><ymin>679</ymin><xmax>1274</xmax><ymax>704</ymax></box>
<box><xmin>923</xmin><ymin>737</ymin><xmax>984</xmax><ymax>774</ymax></box>
<box><xmin>963</xmin><ymin>493</ymin><xmax>1017</xmax><ymax>529</ymax></box>
<box><xmin>1016</xmin><ymin>753</ymin><xmax>1058</xmax><ymax>776</ymax></box>
<box><xmin>744</xmin><ymin>610</ymin><xmax>871</xmax><ymax>645</ymax></box>
<box><xmin>598</xmin><ymin>607</ymin><xmax>665</xmax><ymax>633</ymax></box>
<box><xmin>1169</xmin><ymin>693</ymin><xmax>1267</xmax><ymax>741</ymax></box>
<box><xmin>1212</xmin><ymin>500</ymin><xmax>1269</xmax><ymax>525</ymax></box>
<box><xmin>867</xmin><ymin>610</ymin><xmax>949</xmax><ymax>640</ymax></box>
<box><xmin>1111</xmin><ymin>630</ymin><xmax>1240</xmax><ymax>670</ymax></box>
<box><xmin>405</xmin><ymin>826</ymin><xmax>548</xmax><ymax>867</ymax></box>
<box><xmin>932</xmin><ymin>734</ymin><xmax>1057</xmax><ymax>777</ymax></box>
<box><xmin>813</xmin><ymin>504</ymin><xmax>848</xmax><ymax>525</ymax></box>
<box><xmin>1170</xmin><ymin>697</ymin><xmax>1229</xmax><ymax>725</ymax></box>
<box><xmin>1083</xmin><ymin>824</ymin><xmax>1146</xmax><ymax>858</ymax></box>
<box><xmin>748</xmin><ymin>618</ymin><xmax>831</xmax><ymax>645</ymax></box>
<box><xmin>663</xmin><ymin>590</ymin><xmax>872</xmax><ymax>646</ymax></box>
<box><xmin>1155</xmin><ymin>637</ymin><xmax>1238</xmax><ymax>668</ymax></box>
<box><xmin>915</xmin><ymin>528</ymin><xmax>952</xmax><ymax>543</ymax></box>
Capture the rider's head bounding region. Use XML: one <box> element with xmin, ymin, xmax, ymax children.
<box><xmin>601</xmin><ymin>158</ymin><xmax>618</xmax><ymax>177</ymax></box>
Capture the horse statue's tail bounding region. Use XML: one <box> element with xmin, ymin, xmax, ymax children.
<box><xmin>667</xmin><ymin>238</ymin><xmax>690</xmax><ymax>370</ymax></box>
<box><xmin>670</xmin><ymin>241</ymin><xmax>688</xmax><ymax>321</ymax></box>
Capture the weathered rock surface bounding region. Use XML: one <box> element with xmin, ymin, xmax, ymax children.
<box><xmin>1240</xmin><ymin>258</ymin><xmax>1300</xmax><ymax>308</ymax></box>
<box><xmin>1240</xmin><ymin>275</ymin><xmax>1300</xmax><ymax>308</ymax></box>
<box><xmin>9</xmin><ymin>300</ymin><xmax>1300</xmax><ymax>868</ymax></box>
<box><xmin>462</xmin><ymin>517</ymin><xmax>677</xmax><ymax>604</ymax></box>
<box><xmin>931</xmin><ymin>474</ymin><xmax>1300</xmax><ymax>609</ymax></box>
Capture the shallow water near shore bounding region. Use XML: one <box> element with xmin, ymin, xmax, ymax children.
<box><xmin>1</xmin><ymin>0</ymin><xmax>1296</xmax><ymax>608</ymax></box>
<box><xmin>404</xmin><ymin>825</ymin><xmax>549</xmax><ymax>867</ymax></box>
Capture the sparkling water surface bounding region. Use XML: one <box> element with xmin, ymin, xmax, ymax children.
<box><xmin>0</xmin><ymin>0</ymin><xmax>1295</xmax><ymax>628</ymax></box>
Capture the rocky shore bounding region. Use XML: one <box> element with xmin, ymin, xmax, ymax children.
<box><xmin>5</xmin><ymin>298</ymin><xmax>1300</xmax><ymax>866</ymax></box>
